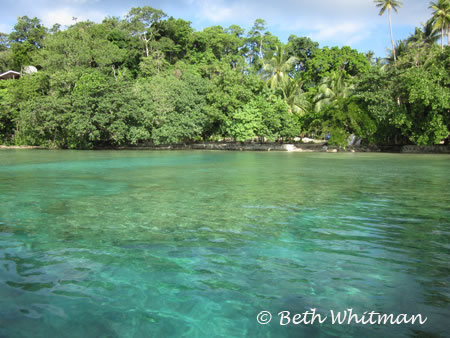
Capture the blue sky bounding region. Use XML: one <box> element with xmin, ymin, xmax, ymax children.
<box><xmin>0</xmin><ymin>0</ymin><xmax>433</xmax><ymax>57</ymax></box>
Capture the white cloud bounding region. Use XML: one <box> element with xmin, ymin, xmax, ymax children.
<box><xmin>0</xmin><ymin>23</ymin><xmax>11</xmax><ymax>34</ymax></box>
<box><xmin>40</xmin><ymin>9</ymin><xmax>76</xmax><ymax>27</ymax></box>
<box><xmin>189</xmin><ymin>0</ymin><xmax>251</xmax><ymax>23</ymax></box>
<box><xmin>39</xmin><ymin>7</ymin><xmax>107</xmax><ymax>27</ymax></box>
<box><xmin>308</xmin><ymin>22</ymin><xmax>370</xmax><ymax>45</ymax></box>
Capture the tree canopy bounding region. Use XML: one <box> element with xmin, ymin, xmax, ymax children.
<box><xmin>0</xmin><ymin>3</ymin><xmax>448</xmax><ymax>148</ymax></box>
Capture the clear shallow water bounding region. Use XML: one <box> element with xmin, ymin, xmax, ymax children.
<box><xmin>0</xmin><ymin>150</ymin><xmax>449</xmax><ymax>338</ymax></box>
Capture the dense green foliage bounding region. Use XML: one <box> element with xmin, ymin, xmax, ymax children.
<box><xmin>0</xmin><ymin>4</ymin><xmax>448</xmax><ymax>148</ymax></box>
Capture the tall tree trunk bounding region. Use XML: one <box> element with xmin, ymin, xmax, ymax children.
<box><xmin>259</xmin><ymin>35</ymin><xmax>263</xmax><ymax>60</ymax></box>
<box><xmin>441</xmin><ymin>25</ymin><xmax>444</xmax><ymax>50</ymax></box>
<box><xmin>259</xmin><ymin>35</ymin><xmax>264</xmax><ymax>66</ymax></box>
<box><xmin>388</xmin><ymin>9</ymin><xmax>396</xmax><ymax>62</ymax></box>
<box><xmin>142</xmin><ymin>35</ymin><xmax>149</xmax><ymax>57</ymax></box>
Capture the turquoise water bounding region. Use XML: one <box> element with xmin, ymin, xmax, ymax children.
<box><xmin>0</xmin><ymin>150</ymin><xmax>449</xmax><ymax>337</ymax></box>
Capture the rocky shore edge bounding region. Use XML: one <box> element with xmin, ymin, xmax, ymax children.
<box><xmin>109</xmin><ymin>142</ymin><xmax>450</xmax><ymax>153</ymax></box>
<box><xmin>1</xmin><ymin>143</ymin><xmax>449</xmax><ymax>153</ymax></box>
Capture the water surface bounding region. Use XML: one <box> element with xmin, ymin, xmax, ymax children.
<box><xmin>0</xmin><ymin>150</ymin><xmax>449</xmax><ymax>337</ymax></box>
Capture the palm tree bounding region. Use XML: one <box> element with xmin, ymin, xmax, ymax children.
<box><xmin>407</xmin><ymin>19</ymin><xmax>440</xmax><ymax>45</ymax></box>
<box><xmin>408</xmin><ymin>27</ymin><xmax>426</xmax><ymax>45</ymax></box>
<box><xmin>374</xmin><ymin>0</ymin><xmax>403</xmax><ymax>62</ymax></box>
<box><xmin>386</xmin><ymin>40</ymin><xmax>408</xmax><ymax>64</ymax></box>
<box><xmin>429</xmin><ymin>0</ymin><xmax>450</xmax><ymax>49</ymax></box>
<box><xmin>423</xmin><ymin>18</ymin><xmax>442</xmax><ymax>44</ymax></box>
<box><xmin>282</xmin><ymin>79</ymin><xmax>310</xmax><ymax>116</ymax></box>
<box><xmin>263</xmin><ymin>45</ymin><xmax>297</xmax><ymax>91</ymax></box>
<box><xmin>365</xmin><ymin>50</ymin><xmax>375</xmax><ymax>64</ymax></box>
<box><xmin>314</xmin><ymin>72</ymin><xmax>354</xmax><ymax>113</ymax></box>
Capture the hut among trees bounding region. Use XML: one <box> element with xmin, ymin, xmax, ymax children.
<box><xmin>0</xmin><ymin>70</ymin><xmax>20</xmax><ymax>80</ymax></box>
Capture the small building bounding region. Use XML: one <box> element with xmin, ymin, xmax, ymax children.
<box><xmin>0</xmin><ymin>70</ymin><xmax>21</xmax><ymax>80</ymax></box>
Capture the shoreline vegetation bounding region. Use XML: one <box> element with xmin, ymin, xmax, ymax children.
<box><xmin>0</xmin><ymin>2</ymin><xmax>449</xmax><ymax>150</ymax></box>
<box><xmin>1</xmin><ymin>143</ymin><xmax>449</xmax><ymax>153</ymax></box>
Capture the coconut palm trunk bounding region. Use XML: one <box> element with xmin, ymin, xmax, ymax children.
<box><xmin>388</xmin><ymin>8</ymin><xmax>397</xmax><ymax>61</ymax></box>
<box><xmin>374</xmin><ymin>0</ymin><xmax>402</xmax><ymax>63</ymax></box>
<box><xmin>429</xmin><ymin>0</ymin><xmax>450</xmax><ymax>51</ymax></box>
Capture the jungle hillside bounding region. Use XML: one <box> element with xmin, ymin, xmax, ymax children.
<box><xmin>0</xmin><ymin>2</ymin><xmax>449</xmax><ymax>149</ymax></box>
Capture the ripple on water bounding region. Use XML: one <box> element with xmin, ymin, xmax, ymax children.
<box><xmin>0</xmin><ymin>151</ymin><xmax>449</xmax><ymax>337</ymax></box>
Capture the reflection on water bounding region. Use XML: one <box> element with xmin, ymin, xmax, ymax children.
<box><xmin>0</xmin><ymin>150</ymin><xmax>449</xmax><ymax>337</ymax></box>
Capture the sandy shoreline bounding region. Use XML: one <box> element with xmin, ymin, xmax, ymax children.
<box><xmin>0</xmin><ymin>145</ymin><xmax>42</xmax><ymax>149</ymax></box>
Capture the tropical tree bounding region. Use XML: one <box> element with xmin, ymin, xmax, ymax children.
<box><xmin>263</xmin><ymin>45</ymin><xmax>297</xmax><ymax>91</ymax></box>
<box><xmin>429</xmin><ymin>0</ymin><xmax>450</xmax><ymax>49</ymax></box>
<box><xmin>303</xmin><ymin>46</ymin><xmax>370</xmax><ymax>86</ymax></box>
<box><xmin>245</xmin><ymin>19</ymin><xmax>266</xmax><ymax>66</ymax></box>
<box><xmin>156</xmin><ymin>18</ymin><xmax>193</xmax><ymax>63</ymax></box>
<box><xmin>286</xmin><ymin>35</ymin><xmax>319</xmax><ymax>72</ymax></box>
<box><xmin>0</xmin><ymin>33</ymin><xmax>8</xmax><ymax>52</ymax></box>
<box><xmin>365</xmin><ymin>50</ymin><xmax>375</xmax><ymax>64</ymax></box>
<box><xmin>314</xmin><ymin>71</ymin><xmax>354</xmax><ymax>112</ymax></box>
<box><xmin>9</xmin><ymin>16</ymin><xmax>47</xmax><ymax>48</ymax></box>
<box><xmin>374</xmin><ymin>0</ymin><xmax>403</xmax><ymax>62</ymax></box>
<box><xmin>386</xmin><ymin>40</ymin><xmax>409</xmax><ymax>64</ymax></box>
<box><xmin>422</xmin><ymin>18</ymin><xmax>441</xmax><ymax>45</ymax></box>
<box><xmin>407</xmin><ymin>19</ymin><xmax>440</xmax><ymax>46</ymax></box>
<box><xmin>281</xmin><ymin>79</ymin><xmax>310</xmax><ymax>115</ymax></box>
<box><xmin>36</xmin><ymin>21</ymin><xmax>127</xmax><ymax>77</ymax></box>
<box><xmin>9</xmin><ymin>16</ymin><xmax>47</xmax><ymax>71</ymax></box>
<box><xmin>125</xmin><ymin>6</ymin><xmax>167</xmax><ymax>57</ymax></box>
